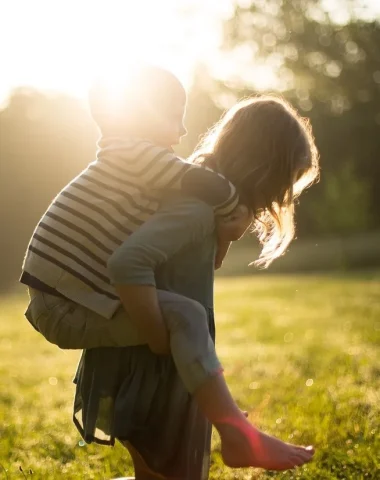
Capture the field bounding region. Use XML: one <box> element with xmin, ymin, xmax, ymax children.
<box><xmin>0</xmin><ymin>274</ymin><xmax>379</xmax><ymax>479</ymax></box>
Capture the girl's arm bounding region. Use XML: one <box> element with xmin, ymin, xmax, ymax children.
<box><xmin>114</xmin><ymin>284</ymin><xmax>170</xmax><ymax>355</ymax></box>
<box><xmin>107</xmin><ymin>198</ymin><xmax>215</xmax><ymax>355</ymax></box>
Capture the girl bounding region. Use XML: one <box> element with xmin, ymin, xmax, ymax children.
<box><xmin>74</xmin><ymin>96</ymin><xmax>319</xmax><ymax>478</ymax></box>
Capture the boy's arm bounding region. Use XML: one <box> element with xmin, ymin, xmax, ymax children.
<box><xmin>100</xmin><ymin>139</ymin><xmax>239</xmax><ymax>217</ymax></box>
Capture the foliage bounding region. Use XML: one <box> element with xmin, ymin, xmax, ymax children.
<box><xmin>1</xmin><ymin>1</ymin><xmax>380</xmax><ymax>290</ymax></box>
<box><xmin>310</xmin><ymin>161</ymin><xmax>372</xmax><ymax>235</ymax></box>
<box><xmin>219</xmin><ymin>0</ymin><xmax>380</xmax><ymax>234</ymax></box>
<box><xmin>0</xmin><ymin>89</ymin><xmax>98</xmax><ymax>291</ymax></box>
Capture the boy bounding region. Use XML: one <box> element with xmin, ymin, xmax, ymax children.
<box><xmin>21</xmin><ymin>65</ymin><xmax>243</xmax><ymax>350</ymax></box>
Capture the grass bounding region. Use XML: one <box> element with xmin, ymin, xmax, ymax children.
<box><xmin>219</xmin><ymin>231</ymin><xmax>380</xmax><ymax>275</ymax></box>
<box><xmin>0</xmin><ymin>273</ymin><xmax>379</xmax><ymax>479</ymax></box>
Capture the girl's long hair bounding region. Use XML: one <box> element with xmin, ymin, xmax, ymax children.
<box><xmin>189</xmin><ymin>96</ymin><xmax>320</xmax><ymax>268</ymax></box>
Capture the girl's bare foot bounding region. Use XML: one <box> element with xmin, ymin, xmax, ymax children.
<box><xmin>194</xmin><ymin>374</ymin><xmax>313</xmax><ymax>470</ymax></box>
<box><xmin>218</xmin><ymin>418</ymin><xmax>314</xmax><ymax>470</ymax></box>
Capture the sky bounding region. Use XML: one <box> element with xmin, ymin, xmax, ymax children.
<box><xmin>0</xmin><ymin>0</ymin><xmax>232</xmax><ymax>102</ymax></box>
<box><xmin>0</xmin><ymin>0</ymin><xmax>379</xmax><ymax>104</ymax></box>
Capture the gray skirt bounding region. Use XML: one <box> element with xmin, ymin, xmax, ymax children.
<box><xmin>73</xmin><ymin>310</ymin><xmax>215</xmax><ymax>479</ymax></box>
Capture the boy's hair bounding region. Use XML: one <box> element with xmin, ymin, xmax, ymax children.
<box><xmin>190</xmin><ymin>96</ymin><xmax>320</xmax><ymax>268</ymax></box>
<box><xmin>89</xmin><ymin>65</ymin><xmax>185</xmax><ymax>137</ymax></box>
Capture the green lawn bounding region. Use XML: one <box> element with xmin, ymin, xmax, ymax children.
<box><xmin>0</xmin><ymin>274</ymin><xmax>379</xmax><ymax>479</ymax></box>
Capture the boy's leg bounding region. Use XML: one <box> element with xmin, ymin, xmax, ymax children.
<box><xmin>25</xmin><ymin>287</ymin><xmax>222</xmax><ymax>392</ymax></box>
<box><xmin>156</xmin><ymin>291</ymin><xmax>222</xmax><ymax>394</ymax></box>
<box><xmin>25</xmin><ymin>288</ymin><xmax>144</xmax><ymax>349</ymax></box>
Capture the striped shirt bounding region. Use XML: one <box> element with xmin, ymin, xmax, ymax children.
<box><xmin>21</xmin><ymin>138</ymin><xmax>238</xmax><ymax>318</ymax></box>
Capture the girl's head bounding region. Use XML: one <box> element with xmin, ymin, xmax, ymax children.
<box><xmin>89</xmin><ymin>65</ymin><xmax>187</xmax><ymax>148</ymax></box>
<box><xmin>191</xmin><ymin>96</ymin><xmax>319</xmax><ymax>268</ymax></box>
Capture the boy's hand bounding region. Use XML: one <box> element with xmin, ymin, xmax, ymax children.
<box><xmin>217</xmin><ymin>204</ymin><xmax>252</xmax><ymax>241</ymax></box>
<box><xmin>215</xmin><ymin>240</ymin><xmax>232</xmax><ymax>270</ymax></box>
<box><xmin>215</xmin><ymin>205</ymin><xmax>253</xmax><ymax>270</ymax></box>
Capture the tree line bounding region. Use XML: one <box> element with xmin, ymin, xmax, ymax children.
<box><xmin>1</xmin><ymin>0</ymin><xmax>379</xmax><ymax>289</ymax></box>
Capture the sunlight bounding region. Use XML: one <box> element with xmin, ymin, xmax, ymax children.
<box><xmin>2</xmin><ymin>0</ymin><xmax>378</xmax><ymax>103</ymax></box>
<box><xmin>0</xmin><ymin>0</ymin><xmax>278</xmax><ymax>102</ymax></box>
<box><xmin>0</xmin><ymin>0</ymin><xmax>197</xmax><ymax>100</ymax></box>
<box><xmin>246</xmin><ymin>64</ymin><xmax>280</xmax><ymax>91</ymax></box>
<box><xmin>211</xmin><ymin>50</ymin><xmax>281</xmax><ymax>93</ymax></box>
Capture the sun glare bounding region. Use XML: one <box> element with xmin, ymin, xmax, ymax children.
<box><xmin>245</xmin><ymin>64</ymin><xmax>280</xmax><ymax>91</ymax></box>
<box><xmin>4</xmin><ymin>0</ymin><xmax>377</xmax><ymax>102</ymax></box>
<box><xmin>1</xmin><ymin>0</ymin><xmax>261</xmax><ymax>103</ymax></box>
<box><xmin>0</xmin><ymin>0</ymin><xmax>199</xmax><ymax>101</ymax></box>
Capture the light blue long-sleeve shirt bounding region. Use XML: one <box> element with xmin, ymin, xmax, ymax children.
<box><xmin>108</xmin><ymin>196</ymin><xmax>216</xmax><ymax>309</ymax></box>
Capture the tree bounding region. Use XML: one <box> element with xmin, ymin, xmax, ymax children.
<box><xmin>219</xmin><ymin>0</ymin><xmax>380</xmax><ymax>231</ymax></box>
<box><xmin>310</xmin><ymin>161</ymin><xmax>372</xmax><ymax>234</ymax></box>
<box><xmin>0</xmin><ymin>89</ymin><xmax>97</xmax><ymax>291</ymax></box>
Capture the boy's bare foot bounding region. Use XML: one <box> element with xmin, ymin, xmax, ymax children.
<box><xmin>218</xmin><ymin>418</ymin><xmax>314</xmax><ymax>470</ymax></box>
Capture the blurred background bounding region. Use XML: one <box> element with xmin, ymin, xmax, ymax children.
<box><xmin>1</xmin><ymin>0</ymin><xmax>380</xmax><ymax>290</ymax></box>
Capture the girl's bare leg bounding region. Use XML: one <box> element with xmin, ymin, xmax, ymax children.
<box><xmin>194</xmin><ymin>373</ymin><xmax>315</xmax><ymax>470</ymax></box>
<box><xmin>121</xmin><ymin>441</ymin><xmax>171</xmax><ymax>480</ymax></box>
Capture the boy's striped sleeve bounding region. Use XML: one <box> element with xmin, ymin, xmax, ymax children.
<box><xmin>101</xmin><ymin>139</ymin><xmax>240</xmax><ymax>217</ymax></box>
<box><xmin>180</xmin><ymin>166</ymin><xmax>239</xmax><ymax>217</ymax></box>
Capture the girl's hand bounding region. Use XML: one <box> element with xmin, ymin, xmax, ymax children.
<box><xmin>147</xmin><ymin>328</ymin><xmax>171</xmax><ymax>355</ymax></box>
<box><xmin>114</xmin><ymin>284</ymin><xmax>171</xmax><ymax>355</ymax></box>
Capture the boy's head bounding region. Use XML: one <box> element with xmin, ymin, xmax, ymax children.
<box><xmin>89</xmin><ymin>65</ymin><xmax>187</xmax><ymax>148</ymax></box>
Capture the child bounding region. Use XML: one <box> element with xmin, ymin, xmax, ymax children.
<box><xmin>106</xmin><ymin>95</ymin><xmax>319</xmax><ymax>472</ymax></box>
<box><xmin>21</xmin><ymin>65</ymin><xmax>244</xmax><ymax>374</ymax></box>
<box><xmin>21</xmin><ymin>66</ymin><xmax>239</xmax><ymax>316</ymax></box>
<box><xmin>21</xmin><ymin>64</ymin><xmax>249</xmax><ymax>458</ymax></box>
<box><xmin>22</xmin><ymin>67</ymin><xmax>318</xmax><ymax>470</ymax></box>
